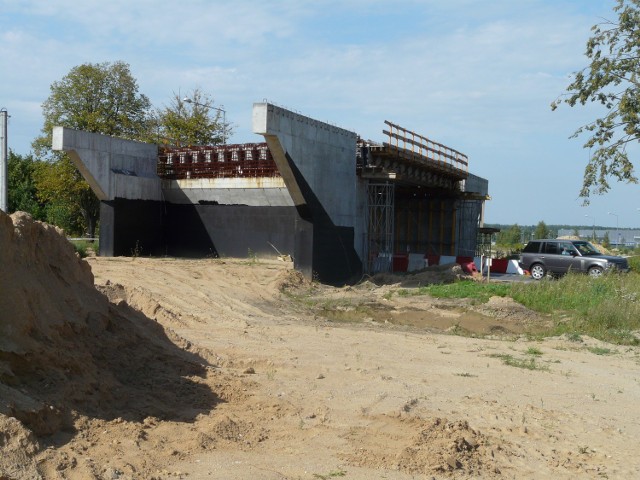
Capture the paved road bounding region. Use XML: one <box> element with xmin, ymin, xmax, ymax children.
<box><xmin>483</xmin><ymin>272</ymin><xmax>534</xmax><ymax>283</ymax></box>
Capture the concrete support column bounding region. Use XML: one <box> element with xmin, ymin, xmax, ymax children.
<box><xmin>252</xmin><ymin>103</ymin><xmax>363</xmax><ymax>284</ymax></box>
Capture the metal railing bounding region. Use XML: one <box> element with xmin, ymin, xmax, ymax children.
<box><xmin>383</xmin><ymin>121</ymin><xmax>469</xmax><ymax>175</ymax></box>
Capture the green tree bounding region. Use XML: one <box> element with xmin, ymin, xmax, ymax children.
<box><xmin>155</xmin><ymin>88</ymin><xmax>231</xmax><ymax>146</ymax></box>
<box><xmin>551</xmin><ymin>0</ymin><xmax>640</xmax><ymax>200</ymax></box>
<box><xmin>32</xmin><ymin>61</ymin><xmax>152</xmax><ymax>237</ymax></box>
<box><xmin>34</xmin><ymin>61</ymin><xmax>152</xmax><ymax>153</ymax></box>
<box><xmin>7</xmin><ymin>151</ymin><xmax>46</xmax><ymax>219</ymax></box>
<box><xmin>533</xmin><ymin>221</ymin><xmax>551</xmax><ymax>239</ymax></box>
<box><xmin>603</xmin><ymin>231</ymin><xmax>611</xmax><ymax>248</ymax></box>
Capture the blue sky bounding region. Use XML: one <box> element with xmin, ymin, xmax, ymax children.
<box><xmin>1</xmin><ymin>0</ymin><xmax>638</xmax><ymax>228</ymax></box>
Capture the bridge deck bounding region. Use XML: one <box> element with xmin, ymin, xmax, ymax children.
<box><xmin>358</xmin><ymin>121</ymin><xmax>469</xmax><ymax>189</ymax></box>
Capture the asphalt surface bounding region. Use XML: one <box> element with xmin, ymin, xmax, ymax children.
<box><xmin>483</xmin><ymin>272</ymin><xmax>534</xmax><ymax>283</ymax></box>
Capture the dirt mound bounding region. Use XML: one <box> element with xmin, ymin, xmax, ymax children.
<box><xmin>343</xmin><ymin>415</ymin><xmax>509</xmax><ymax>477</ymax></box>
<box><xmin>371</xmin><ymin>263</ymin><xmax>471</xmax><ymax>287</ymax></box>
<box><xmin>471</xmin><ymin>295</ymin><xmax>552</xmax><ymax>330</ymax></box>
<box><xmin>275</xmin><ymin>268</ymin><xmax>312</xmax><ymax>293</ymax></box>
<box><xmin>0</xmin><ymin>415</ymin><xmax>40</xmax><ymax>479</ymax></box>
<box><xmin>0</xmin><ymin>212</ymin><xmax>220</xmax><ymax>477</ymax></box>
<box><xmin>0</xmin><ymin>211</ymin><xmax>96</xmax><ymax>357</ymax></box>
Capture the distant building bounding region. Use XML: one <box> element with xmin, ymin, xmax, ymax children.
<box><xmin>557</xmin><ymin>228</ymin><xmax>640</xmax><ymax>247</ymax></box>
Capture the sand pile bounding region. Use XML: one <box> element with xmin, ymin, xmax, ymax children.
<box><xmin>0</xmin><ymin>212</ymin><xmax>214</xmax><ymax>479</ymax></box>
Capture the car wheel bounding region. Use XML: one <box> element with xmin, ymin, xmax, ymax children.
<box><xmin>530</xmin><ymin>264</ymin><xmax>546</xmax><ymax>280</ymax></box>
<box><xmin>588</xmin><ymin>266</ymin><xmax>603</xmax><ymax>278</ymax></box>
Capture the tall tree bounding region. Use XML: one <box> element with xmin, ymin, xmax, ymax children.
<box><xmin>34</xmin><ymin>61</ymin><xmax>151</xmax><ymax>152</ymax></box>
<box><xmin>33</xmin><ymin>61</ymin><xmax>152</xmax><ymax>237</ymax></box>
<box><xmin>155</xmin><ymin>88</ymin><xmax>230</xmax><ymax>146</ymax></box>
<box><xmin>533</xmin><ymin>221</ymin><xmax>551</xmax><ymax>239</ymax></box>
<box><xmin>496</xmin><ymin>224</ymin><xmax>523</xmax><ymax>246</ymax></box>
<box><xmin>551</xmin><ymin>0</ymin><xmax>640</xmax><ymax>200</ymax></box>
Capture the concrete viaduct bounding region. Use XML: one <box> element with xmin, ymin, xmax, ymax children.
<box><xmin>53</xmin><ymin>102</ymin><xmax>489</xmax><ymax>284</ymax></box>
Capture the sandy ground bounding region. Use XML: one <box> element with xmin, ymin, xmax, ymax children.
<box><xmin>2</xmin><ymin>212</ymin><xmax>640</xmax><ymax>479</ymax></box>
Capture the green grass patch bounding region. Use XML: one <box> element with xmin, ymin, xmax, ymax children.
<box><xmin>511</xmin><ymin>272</ymin><xmax>640</xmax><ymax>345</ymax></box>
<box><xmin>587</xmin><ymin>346</ymin><xmax>615</xmax><ymax>356</ymax></box>
<box><xmin>627</xmin><ymin>254</ymin><xmax>640</xmax><ymax>272</ymax></box>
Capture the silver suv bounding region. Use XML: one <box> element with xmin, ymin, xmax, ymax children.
<box><xmin>518</xmin><ymin>239</ymin><xmax>630</xmax><ymax>280</ymax></box>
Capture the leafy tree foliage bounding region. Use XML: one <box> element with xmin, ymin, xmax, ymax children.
<box><xmin>34</xmin><ymin>158</ymin><xmax>97</xmax><ymax>236</ymax></box>
<box><xmin>496</xmin><ymin>224</ymin><xmax>522</xmax><ymax>245</ymax></box>
<box><xmin>552</xmin><ymin>0</ymin><xmax>640</xmax><ymax>200</ymax></box>
<box><xmin>155</xmin><ymin>88</ymin><xmax>231</xmax><ymax>146</ymax></box>
<box><xmin>34</xmin><ymin>61</ymin><xmax>151</xmax><ymax>154</ymax></box>
<box><xmin>7</xmin><ymin>151</ymin><xmax>45</xmax><ymax>219</ymax></box>
<box><xmin>32</xmin><ymin>61</ymin><xmax>152</xmax><ymax>237</ymax></box>
<box><xmin>603</xmin><ymin>231</ymin><xmax>611</xmax><ymax>248</ymax></box>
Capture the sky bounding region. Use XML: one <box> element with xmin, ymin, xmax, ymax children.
<box><xmin>1</xmin><ymin>0</ymin><xmax>639</xmax><ymax>228</ymax></box>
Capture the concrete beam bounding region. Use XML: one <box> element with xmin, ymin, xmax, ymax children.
<box><xmin>52</xmin><ymin>126</ymin><xmax>161</xmax><ymax>201</ymax></box>
<box><xmin>162</xmin><ymin>177</ymin><xmax>294</xmax><ymax>206</ymax></box>
<box><xmin>463</xmin><ymin>173</ymin><xmax>489</xmax><ymax>196</ymax></box>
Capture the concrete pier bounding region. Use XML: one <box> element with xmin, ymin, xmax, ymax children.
<box><xmin>253</xmin><ymin>103</ymin><xmax>362</xmax><ymax>283</ymax></box>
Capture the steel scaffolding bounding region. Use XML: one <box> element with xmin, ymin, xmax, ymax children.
<box><xmin>365</xmin><ymin>182</ymin><xmax>395</xmax><ymax>274</ymax></box>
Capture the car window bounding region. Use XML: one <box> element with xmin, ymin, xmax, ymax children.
<box><xmin>543</xmin><ymin>242</ymin><xmax>559</xmax><ymax>254</ymax></box>
<box><xmin>573</xmin><ymin>241</ymin><xmax>601</xmax><ymax>256</ymax></box>
<box><xmin>523</xmin><ymin>241</ymin><xmax>541</xmax><ymax>253</ymax></box>
<box><xmin>558</xmin><ymin>242</ymin><xmax>576</xmax><ymax>255</ymax></box>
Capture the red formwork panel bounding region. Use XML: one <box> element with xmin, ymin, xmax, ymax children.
<box><xmin>393</xmin><ymin>254</ymin><xmax>409</xmax><ymax>272</ymax></box>
<box><xmin>426</xmin><ymin>254</ymin><xmax>440</xmax><ymax>267</ymax></box>
<box><xmin>158</xmin><ymin>143</ymin><xmax>280</xmax><ymax>179</ymax></box>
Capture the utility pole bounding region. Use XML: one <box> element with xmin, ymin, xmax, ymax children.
<box><xmin>183</xmin><ymin>97</ymin><xmax>227</xmax><ymax>144</ymax></box>
<box><xmin>608</xmin><ymin>211</ymin><xmax>619</xmax><ymax>247</ymax></box>
<box><xmin>0</xmin><ymin>108</ymin><xmax>8</xmax><ymax>213</ymax></box>
<box><xmin>584</xmin><ymin>214</ymin><xmax>595</xmax><ymax>242</ymax></box>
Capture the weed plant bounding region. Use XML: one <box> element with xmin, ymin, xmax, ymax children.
<box><xmin>489</xmin><ymin>353</ymin><xmax>549</xmax><ymax>371</ymax></box>
<box><xmin>628</xmin><ymin>254</ymin><xmax>640</xmax><ymax>272</ymax></box>
<box><xmin>69</xmin><ymin>239</ymin><xmax>98</xmax><ymax>258</ymax></box>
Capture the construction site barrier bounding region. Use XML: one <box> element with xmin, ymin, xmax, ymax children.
<box><xmin>389</xmin><ymin>254</ymin><xmax>523</xmax><ymax>275</ymax></box>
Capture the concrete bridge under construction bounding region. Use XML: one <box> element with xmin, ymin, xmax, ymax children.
<box><xmin>53</xmin><ymin>102</ymin><xmax>489</xmax><ymax>284</ymax></box>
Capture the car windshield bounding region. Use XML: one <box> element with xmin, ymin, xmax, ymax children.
<box><xmin>573</xmin><ymin>241</ymin><xmax>601</xmax><ymax>256</ymax></box>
